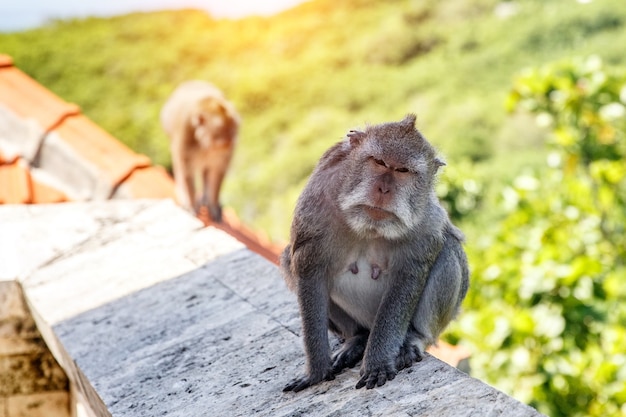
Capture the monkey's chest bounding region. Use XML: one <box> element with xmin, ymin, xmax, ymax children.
<box><xmin>330</xmin><ymin>256</ymin><xmax>389</xmax><ymax>329</ymax></box>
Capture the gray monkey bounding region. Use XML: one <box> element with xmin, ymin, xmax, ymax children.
<box><xmin>280</xmin><ymin>114</ymin><xmax>469</xmax><ymax>392</ymax></box>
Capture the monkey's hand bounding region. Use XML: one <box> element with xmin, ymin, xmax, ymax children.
<box><xmin>283</xmin><ymin>370</ymin><xmax>335</xmax><ymax>393</ymax></box>
<box><xmin>355</xmin><ymin>362</ymin><xmax>396</xmax><ymax>389</ymax></box>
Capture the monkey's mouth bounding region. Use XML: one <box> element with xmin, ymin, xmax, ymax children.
<box><xmin>361</xmin><ymin>205</ymin><xmax>394</xmax><ymax>221</ymax></box>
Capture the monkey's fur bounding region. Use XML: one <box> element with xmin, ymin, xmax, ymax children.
<box><xmin>161</xmin><ymin>81</ymin><xmax>240</xmax><ymax>222</ymax></box>
<box><xmin>280</xmin><ymin>115</ymin><xmax>469</xmax><ymax>392</ymax></box>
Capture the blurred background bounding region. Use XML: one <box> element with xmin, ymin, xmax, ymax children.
<box><xmin>1</xmin><ymin>1</ymin><xmax>625</xmax><ymax>416</ymax></box>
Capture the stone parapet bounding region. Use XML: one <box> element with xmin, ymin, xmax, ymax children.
<box><xmin>0</xmin><ymin>200</ymin><xmax>543</xmax><ymax>416</ymax></box>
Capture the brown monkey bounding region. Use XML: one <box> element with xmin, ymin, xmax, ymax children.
<box><xmin>280</xmin><ymin>115</ymin><xmax>469</xmax><ymax>391</ymax></box>
<box><xmin>161</xmin><ymin>80</ymin><xmax>240</xmax><ymax>222</ymax></box>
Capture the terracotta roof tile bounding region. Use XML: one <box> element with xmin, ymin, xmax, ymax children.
<box><xmin>0</xmin><ymin>55</ymin><xmax>163</xmax><ymax>203</ymax></box>
<box><xmin>0</xmin><ymin>158</ymin><xmax>31</xmax><ymax>204</ymax></box>
<box><xmin>51</xmin><ymin>114</ymin><xmax>151</xmax><ymax>189</ymax></box>
<box><xmin>0</xmin><ymin>54</ymin><xmax>13</xmax><ymax>68</ymax></box>
<box><xmin>114</xmin><ymin>166</ymin><xmax>176</xmax><ymax>200</ymax></box>
<box><xmin>30</xmin><ymin>173</ymin><xmax>68</xmax><ymax>203</ymax></box>
<box><xmin>199</xmin><ymin>207</ymin><xmax>284</xmax><ymax>265</ymax></box>
<box><xmin>427</xmin><ymin>341</ymin><xmax>471</xmax><ymax>368</ymax></box>
<box><xmin>0</xmin><ymin>55</ymin><xmax>79</xmax><ymax>132</ymax></box>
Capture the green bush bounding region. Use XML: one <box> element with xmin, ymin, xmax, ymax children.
<box><xmin>450</xmin><ymin>57</ymin><xmax>626</xmax><ymax>417</ymax></box>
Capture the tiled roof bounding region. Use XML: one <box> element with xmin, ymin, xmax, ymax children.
<box><xmin>0</xmin><ymin>54</ymin><xmax>282</xmax><ymax>265</ymax></box>
<box><xmin>0</xmin><ymin>151</ymin><xmax>67</xmax><ymax>204</ymax></box>
<box><xmin>0</xmin><ymin>54</ymin><xmax>172</xmax><ymax>202</ymax></box>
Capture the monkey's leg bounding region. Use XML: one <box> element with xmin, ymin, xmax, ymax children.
<box><xmin>171</xmin><ymin>146</ymin><xmax>195</xmax><ymax>212</ymax></box>
<box><xmin>200</xmin><ymin>167</ymin><xmax>210</xmax><ymax>212</ymax></box>
<box><xmin>356</xmin><ymin>263</ymin><xmax>430</xmax><ymax>390</ymax></box>
<box><xmin>395</xmin><ymin>327</ymin><xmax>423</xmax><ymax>371</ymax></box>
<box><xmin>204</xmin><ymin>166</ymin><xmax>224</xmax><ymax>222</ymax></box>
<box><xmin>329</xmin><ymin>301</ymin><xmax>368</xmax><ymax>374</ymax></box>
<box><xmin>331</xmin><ymin>335</ymin><xmax>367</xmax><ymax>374</ymax></box>
<box><xmin>283</xmin><ymin>273</ymin><xmax>334</xmax><ymax>392</ymax></box>
<box><xmin>410</xmin><ymin>237</ymin><xmax>466</xmax><ymax>358</ymax></box>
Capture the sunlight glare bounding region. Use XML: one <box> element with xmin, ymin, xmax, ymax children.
<box><xmin>204</xmin><ymin>0</ymin><xmax>308</xmax><ymax>18</ymax></box>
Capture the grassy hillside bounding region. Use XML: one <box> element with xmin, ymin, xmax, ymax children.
<box><xmin>2</xmin><ymin>0</ymin><xmax>625</xmax><ymax>240</ymax></box>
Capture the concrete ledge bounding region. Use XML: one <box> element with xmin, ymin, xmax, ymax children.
<box><xmin>0</xmin><ymin>200</ymin><xmax>543</xmax><ymax>416</ymax></box>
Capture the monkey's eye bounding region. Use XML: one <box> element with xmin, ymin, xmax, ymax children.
<box><xmin>373</xmin><ymin>158</ymin><xmax>387</xmax><ymax>167</ymax></box>
<box><xmin>395</xmin><ymin>167</ymin><xmax>410</xmax><ymax>173</ymax></box>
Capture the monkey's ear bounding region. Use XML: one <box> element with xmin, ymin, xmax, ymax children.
<box><xmin>401</xmin><ymin>113</ymin><xmax>417</xmax><ymax>127</ymax></box>
<box><xmin>347</xmin><ymin>130</ymin><xmax>365</xmax><ymax>147</ymax></box>
<box><xmin>435</xmin><ymin>157</ymin><xmax>446</xmax><ymax>170</ymax></box>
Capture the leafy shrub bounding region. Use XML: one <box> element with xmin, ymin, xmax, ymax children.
<box><xmin>436</xmin><ymin>159</ymin><xmax>484</xmax><ymax>222</ymax></box>
<box><xmin>451</xmin><ymin>57</ymin><xmax>626</xmax><ymax>417</ymax></box>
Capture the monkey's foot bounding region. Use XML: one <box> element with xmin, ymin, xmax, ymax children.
<box><xmin>331</xmin><ymin>334</ymin><xmax>367</xmax><ymax>374</ymax></box>
<box><xmin>356</xmin><ymin>363</ymin><xmax>396</xmax><ymax>389</ymax></box>
<box><xmin>395</xmin><ymin>341</ymin><xmax>424</xmax><ymax>371</ymax></box>
<box><xmin>208</xmin><ymin>204</ymin><xmax>223</xmax><ymax>223</ymax></box>
<box><xmin>283</xmin><ymin>370</ymin><xmax>335</xmax><ymax>393</ymax></box>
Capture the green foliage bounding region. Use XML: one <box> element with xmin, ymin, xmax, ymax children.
<box><xmin>450</xmin><ymin>57</ymin><xmax>626</xmax><ymax>417</ymax></box>
<box><xmin>509</xmin><ymin>56</ymin><xmax>626</xmax><ymax>166</ymax></box>
<box><xmin>436</xmin><ymin>159</ymin><xmax>483</xmax><ymax>222</ymax></box>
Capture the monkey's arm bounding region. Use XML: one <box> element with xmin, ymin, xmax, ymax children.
<box><xmin>284</xmin><ymin>270</ymin><xmax>334</xmax><ymax>392</ymax></box>
<box><xmin>169</xmin><ymin>132</ymin><xmax>195</xmax><ymax>212</ymax></box>
<box><xmin>356</xmin><ymin>261</ymin><xmax>431</xmax><ymax>389</ymax></box>
<box><xmin>282</xmin><ymin>216</ymin><xmax>334</xmax><ymax>392</ymax></box>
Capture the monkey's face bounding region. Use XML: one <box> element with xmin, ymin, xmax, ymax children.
<box><xmin>338</xmin><ymin>134</ymin><xmax>438</xmax><ymax>241</ymax></box>
<box><xmin>191</xmin><ymin>101</ymin><xmax>234</xmax><ymax>149</ymax></box>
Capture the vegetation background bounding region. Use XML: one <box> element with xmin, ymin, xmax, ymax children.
<box><xmin>2</xmin><ymin>0</ymin><xmax>625</xmax><ymax>415</ymax></box>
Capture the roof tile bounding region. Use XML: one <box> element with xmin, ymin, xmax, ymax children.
<box><xmin>51</xmin><ymin>115</ymin><xmax>151</xmax><ymax>189</ymax></box>
<box><xmin>427</xmin><ymin>341</ymin><xmax>471</xmax><ymax>368</ymax></box>
<box><xmin>0</xmin><ymin>54</ymin><xmax>13</xmax><ymax>68</ymax></box>
<box><xmin>113</xmin><ymin>166</ymin><xmax>176</xmax><ymax>200</ymax></box>
<box><xmin>0</xmin><ymin>158</ymin><xmax>31</xmax><ymax>204</ymax></box>
<box><xmin>0</xmin><ymin>59</ymin><xmax>79</xmax><ymax>132</ymax></box>
<box><xmin>0</xmin><ymin>103</ymin><xmax>47</xmax><ymax>163</ymax></box>
<box><xmin>202</xmin><ymin>208</ymin><xmax>284</xmax><ymax>265</ymax></box>
<box><xmin>30</xmin><ymin>171</ymin><xmax>68</xmax><ymax>203</ymax></box>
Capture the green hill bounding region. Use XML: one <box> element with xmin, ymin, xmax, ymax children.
<box><xmin>2</xmin><ymin>0</ymin><xmax>625</xmax><ymax>240</ymax></box>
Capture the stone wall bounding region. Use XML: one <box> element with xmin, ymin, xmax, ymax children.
<box><xmin>1</xmin><ymin>200</ymin><xmax>544</xmax><ymax>417</ymax></box>
<box><xmin>0</xmin><ymin>281</ymin><xmax>70</xmax><ymax>417</ymax></box>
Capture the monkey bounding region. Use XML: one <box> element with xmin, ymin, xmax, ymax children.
<box><xmin>160</xmin><ymin>80</ymin><xmax>240</xmax><ymax>222</ymax></box>
<box><xmin>280</xmin><ymin>114</ymin><xmax>469</xmax><ymax>392</ymax></box>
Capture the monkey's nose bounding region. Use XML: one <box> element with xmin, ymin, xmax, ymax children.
<box><xmin>378</xmin><ymin>185</ymin><xmax>389</xmax><ymax>194</ymax></box>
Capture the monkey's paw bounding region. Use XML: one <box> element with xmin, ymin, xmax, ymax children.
<box><xmin>208</xmin><ymin>204</ymin><xmax>223</xmax><ymax>223</ymax></box>
<box><xmin>331</xmin><ymin>335</ymin><xmax>367</xmax><ymax>374</ymax></box>
<box><xmin>395</xmin><ymin>343</ymin><xmax>423</xmax><ymax>371</ymax></box>
<box><xmin>355</xmin><ymin>364</ymin><xmax>396</xmax><ymax>389</ymax></box>
<box><xmin>283</xmin><ymin>371</ymin><xmax>335</xmax><ymax>393</ymax></box>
